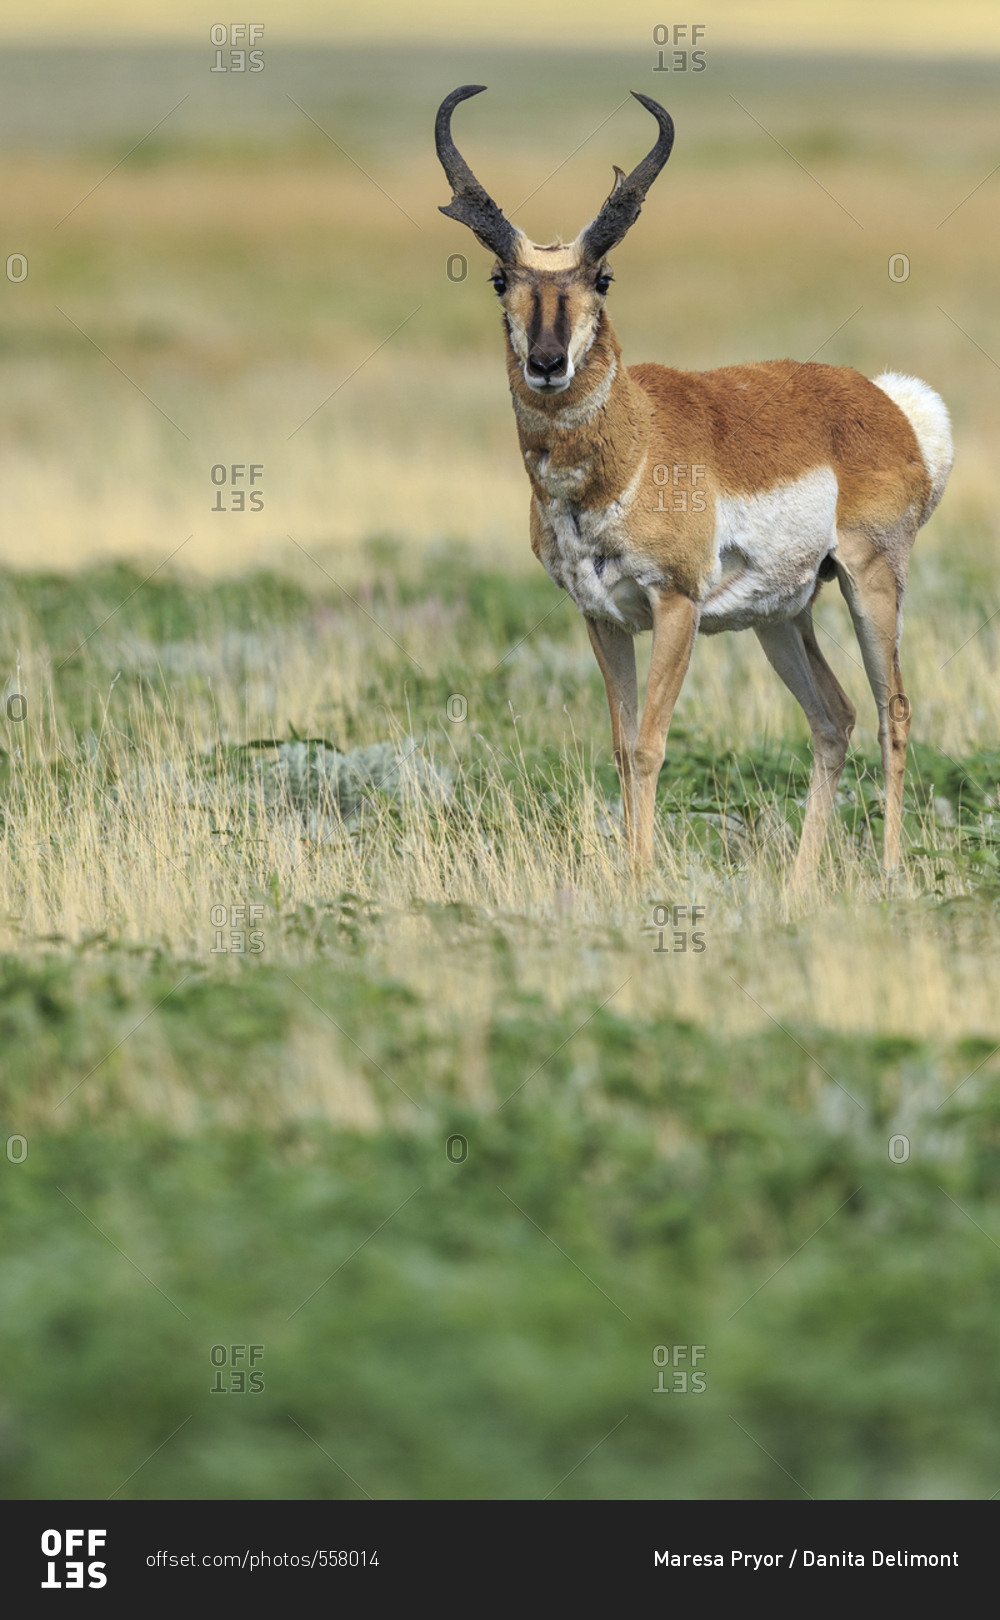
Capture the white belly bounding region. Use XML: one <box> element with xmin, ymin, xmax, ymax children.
<box><xmin>536</xmin><ymin>463</ymin><xmax>839</xmax><ymax>637</ymax></box>
<box><xmin>700</xmin><ymin>465</ymin><xmax>839</xmax><ymax>633</ymax></box>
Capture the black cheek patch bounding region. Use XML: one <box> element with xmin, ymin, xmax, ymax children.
<box><xmin>527</xmin><ymin>288</ymin><xmax>542</xmax><ymax>350</ymax></box>
<box><xmin>554</xmin><ymin>293</ymin><xmax>571</xmax><ymax>355</ymax></box>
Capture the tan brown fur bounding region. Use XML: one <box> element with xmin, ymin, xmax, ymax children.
<box><xmin>507</xmin><ymin>282</ymin><xmax>929</xmax><ymax>605</ymax></box>
<box><xmin>505</xmin><ymin>260</ymin><xmax>927</xmax><ymax>534</ymax></box>
<box><xmin>634</xmin><ymin>359</ymin><xmax>931</xmax><ymax>524</ymax></box>
<box><xmin>436</xmin><ymin>90</ymin><xmax>951</xmax><ymax>883</ymax></box>
<box><xmin>495</xmin><ymin>245</ymin><xmax>949</xmax><ymax>880</ymax></box>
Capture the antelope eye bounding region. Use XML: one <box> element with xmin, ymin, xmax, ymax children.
<box><xmin>490</xmin><ymin>272</ymin><xmax>507</xmax><ymax>295</ymax></box>
<box><xmin>595</xmin><ymin>272</ymin><xmax>612</xmax><ymax>295</ymax></box>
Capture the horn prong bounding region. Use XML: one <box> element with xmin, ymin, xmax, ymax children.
<box><xmin>579</xmin><ymin>93</ymin><xmax>674</xmax><ymax>262</ymax></box>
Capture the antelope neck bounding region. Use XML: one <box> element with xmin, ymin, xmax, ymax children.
<box><xmin>508</xmin><ymin>320</ymin><xmax>650</xmax><ymax>509</ymax></box>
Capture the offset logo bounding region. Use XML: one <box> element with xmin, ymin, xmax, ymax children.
<box><xmin>210</xmin><ymin>463</ymin><xmax>264</xmax><ymax>511</ymax></box>
<box><xmin>209</xmin><ymin>24</ymin><xmax>265</xmax><ymax>72</ymax></box>
<box><xmin>41</xmin><ymin>1529</ymin><xmax>107</xmax><ymax>1589</ymax></box>
<box><xmin>210</xmin><ymin>1343</ymin><xmax>265</xmax><ymax>1393</ymax></box>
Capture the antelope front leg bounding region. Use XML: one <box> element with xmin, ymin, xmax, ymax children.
<box><xmin>586</xmin><ymin>617</ymin><xmax>639</xmax><ymax>842</ymax></box>
<box><xmin>633</xmin><ymin>589</ymin><xmax>700</xmax><ymax>870</ymax></box>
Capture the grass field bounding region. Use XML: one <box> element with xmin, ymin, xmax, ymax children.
<box><xmin>2</xmin><ymin>42</ymin><xmax>1000</xmax><ymax>1500</ymax></box>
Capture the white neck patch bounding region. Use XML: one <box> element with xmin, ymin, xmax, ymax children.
<box><xmin>514</xmin><ymin>354</ymin><xmax>619</xmax><ymax>432</ymax></box>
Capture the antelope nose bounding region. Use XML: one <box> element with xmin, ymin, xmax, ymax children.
<box><xmin>528</xmin><ymin>350</ymin><xmax>567</xmax><ymax>378</ymax></box>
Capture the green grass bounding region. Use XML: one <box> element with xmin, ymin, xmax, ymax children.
<box><xmin>3</xmin><ymin>953</ymin><xmax>999</xmax><ymax>1499</ymax></box>
<box><xmin>2</xmin><ymin>558</ymin><xmax>1000</xmax><ymax>1500</ymax></box>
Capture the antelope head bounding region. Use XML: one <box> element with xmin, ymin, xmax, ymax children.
<box><xmin>435</xmin><ymin>85</ymin><xmax>674</xmax><ymax>395</ymax></box>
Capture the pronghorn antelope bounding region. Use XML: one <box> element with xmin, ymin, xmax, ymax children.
<box><xmin>435</xmin><ymin>85</ymin><xmax>953</xmax><ymax>883</ymax></box>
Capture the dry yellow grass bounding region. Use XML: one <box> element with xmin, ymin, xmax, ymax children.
<box><xmin>2</xmin><ymin>49</ymin><xmax>999</xmax><ymax>1068</ymax></box>
<box><xmin>1</xmin><ymin>585</ymin><xmax>997</xmax><ymax>1097</ymax></box>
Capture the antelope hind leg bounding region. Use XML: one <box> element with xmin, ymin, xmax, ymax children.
<box><xmin>834</xmin><ymin>527</ymin><xmax>913</xmax><ymax>875</ymax></box>
<box><xmin>755</xmin><ymin>611</ymin><xmax>856</xmax><ymax>888</ymax></box>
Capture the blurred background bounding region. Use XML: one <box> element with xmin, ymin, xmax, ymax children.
<box><xmin>3</xmin><ymin>2</ymin><xmax>1000</xmax><ymax>1505</ymax></box>
<box><xmin>2</xmin><ymin>0</ymin><xmax>999</xmax><ymax>578</ymax></box>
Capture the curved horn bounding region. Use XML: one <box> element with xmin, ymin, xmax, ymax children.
<box><xmin>435</xmin><ymin>85</ymin><xmax>521</xmax><ymax>261</ymax></box>
<box><xmin>579</xmin><ymin>92</ymin><xmax>675</xmax><ymax>262</ymax></box>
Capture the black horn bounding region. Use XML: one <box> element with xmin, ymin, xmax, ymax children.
<box><xmin>579</xmin><ymin>92</ymin><xmax>674</xmax><ymax>262</ymax></box>
<box><xmin>435</xmin><ymin>85</ymin><xmax>521</xmax><ymax>261</ymax></box>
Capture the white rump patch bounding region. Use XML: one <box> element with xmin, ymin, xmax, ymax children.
<box><xmin>872</xmin><ymin>370</ymin><xmax>953</xmax><ymax>518</ymax></box>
